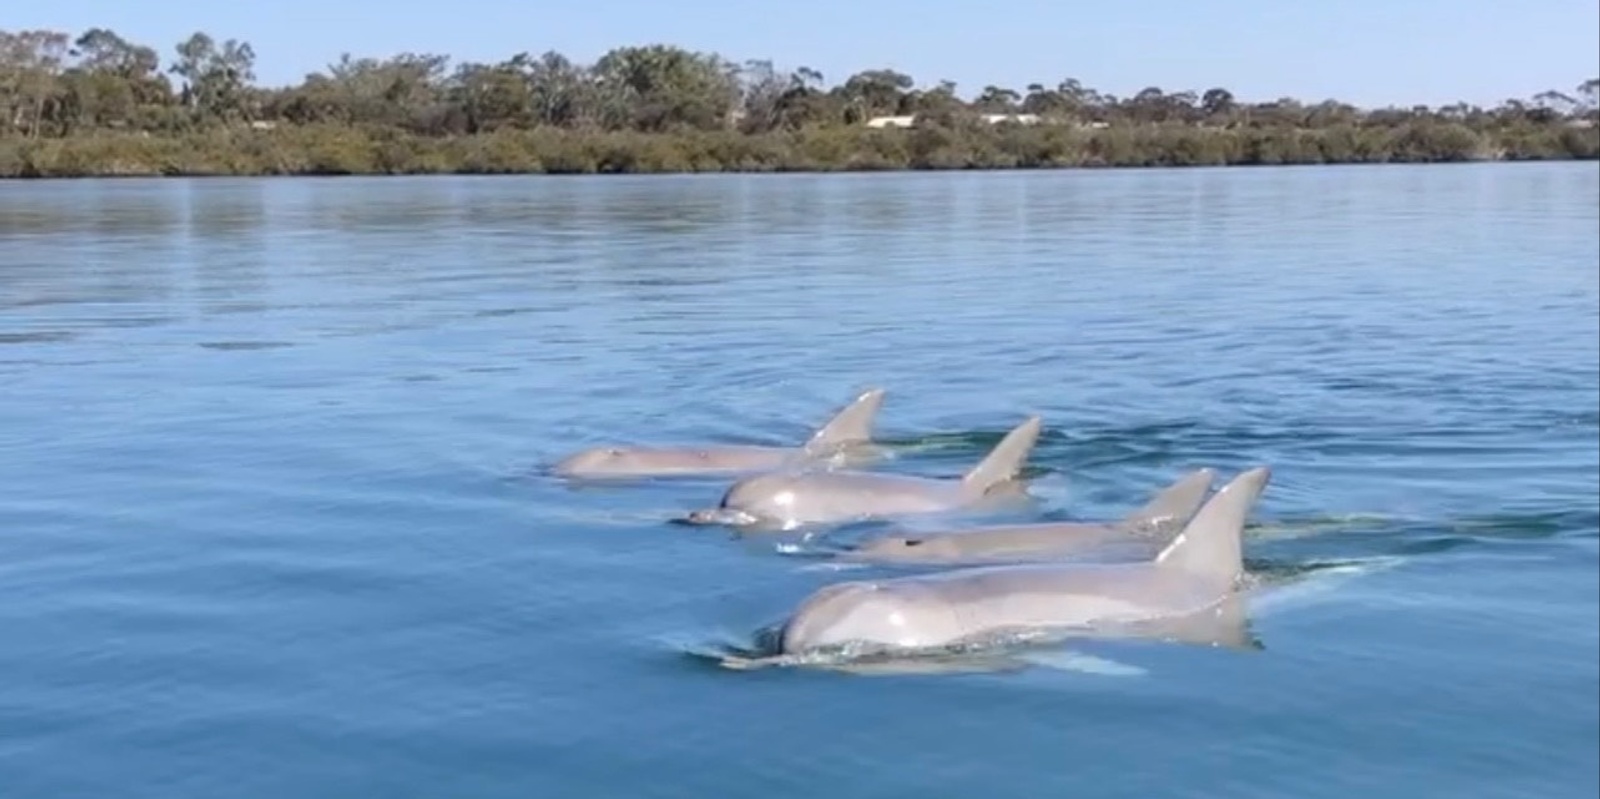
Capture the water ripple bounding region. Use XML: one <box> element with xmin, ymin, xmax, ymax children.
<box><xmin>0</xmin><ymin>165</ymin><xmax>1595</xmax><ymax>799</ymax></box>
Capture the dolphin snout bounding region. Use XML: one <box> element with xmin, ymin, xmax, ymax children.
<box><xmin>679</xmin><ymin>508</ymin><xmax>759</xmax><ymax>527</ymax></box>
<box><xmin>683</xmin><ymin>509</ymin><xmax>722</xmax><ymax>524</ymax></box>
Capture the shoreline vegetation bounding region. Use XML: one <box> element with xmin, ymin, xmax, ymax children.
<box><xmin>2</xmin><ymin>28</ymin><xmax>1597</xmax><ymax>179</ymax></box>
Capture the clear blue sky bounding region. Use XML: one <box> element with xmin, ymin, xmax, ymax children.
<box><xmin>12</xmin><ymin>0</ymin><xmax>1599</xmax><ymax>109</ymax></box>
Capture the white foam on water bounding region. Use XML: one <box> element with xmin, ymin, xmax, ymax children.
<box><xmin>1015</xmin><ymin>649</ymin><xmax>1149</xmax><ymax>677</ymax></box>
<box><xmin>794</xmin><ymin>560</ymin><xmax>872</xmax><ymax>572</ymax></box>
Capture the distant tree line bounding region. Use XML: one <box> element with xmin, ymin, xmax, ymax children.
<box><xmin>1</xmin><ymin>27</ymin><xmax>1596</xmax><ymax>177</ymax></box>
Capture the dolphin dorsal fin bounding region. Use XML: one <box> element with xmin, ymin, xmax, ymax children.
<box><xmin>1120</xmin><ymin>468</ymin><xmax>1217</xmax><ymax>533</ymax></box>
<box><xmin>1154</xmin><ymin>466</ymin><xmax>1271</xmax><ymax>591</ymax></box>
<box><xmin>961</xmin><ymin>415</ymin><xmax>1043</xmax><ymax>493</ymax></box>
<box><xmin>802</xmin><ymin>387</ymin><xmax>887</xmax><ymax>455</ymax></box>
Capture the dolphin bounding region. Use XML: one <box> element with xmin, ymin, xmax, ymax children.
<box><xmin>550</xmin><ymin>387</ymin><xmax>887</xmax><ymax>479</ymax></box>
<box><xmin>773</xmin><ymin>466</ymin><xmax>1272</xmax><ymax>657</ymax></box>
<box><xmin>837</xmin><ymin>467</ymin><xmax>1217</xmax><ymax>566</ymax></box>
<box><xmin>680</xmin><ymin>415</ymin><xmax>1043</xmax><ymax>531</ymax></box>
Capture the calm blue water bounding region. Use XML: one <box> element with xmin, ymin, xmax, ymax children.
<box><xmin>1</xmin><ymin>164</ymin><xmax>1596</xmax><ymax>798</ymax></box>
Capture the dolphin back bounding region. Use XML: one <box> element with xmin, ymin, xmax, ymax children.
<box><xmin>960</xmin><ymin>415</ymin><xmax>1043</xmax><ymax>494</ymax></box>
<box><xmin>1154</xmin><ymin>466</ymin><xmax>1271</xmax><ymax>591</ymax></box>
<box><xmin>1119</xmin><ymin>468</ymin><xmax>1217</xmax><ymax>533</ymax></box>
<box><xmin>802</xmin><ymin>387</ymin><xmax>887</xmax><ymax>454</ymax></box>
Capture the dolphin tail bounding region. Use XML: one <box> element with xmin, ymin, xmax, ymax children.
<box><xmin>1120</xmin><ymin>468</ymin><xmax>1217</xmax><ymax>534</ymax></box>
<box><xmin>802</xmin><ymin>387</ymin><xmax>887</xmax><ymax>454</ymax></box>
<box><xmin>961</xmin><ymin>415</ymin><xmax>1044</xmax><ymax>494</ymax></box>
<box><xmin>1154</xmin><ymin>466</ymin><xmax>1271</xmax><ymax>591</ymax></box>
